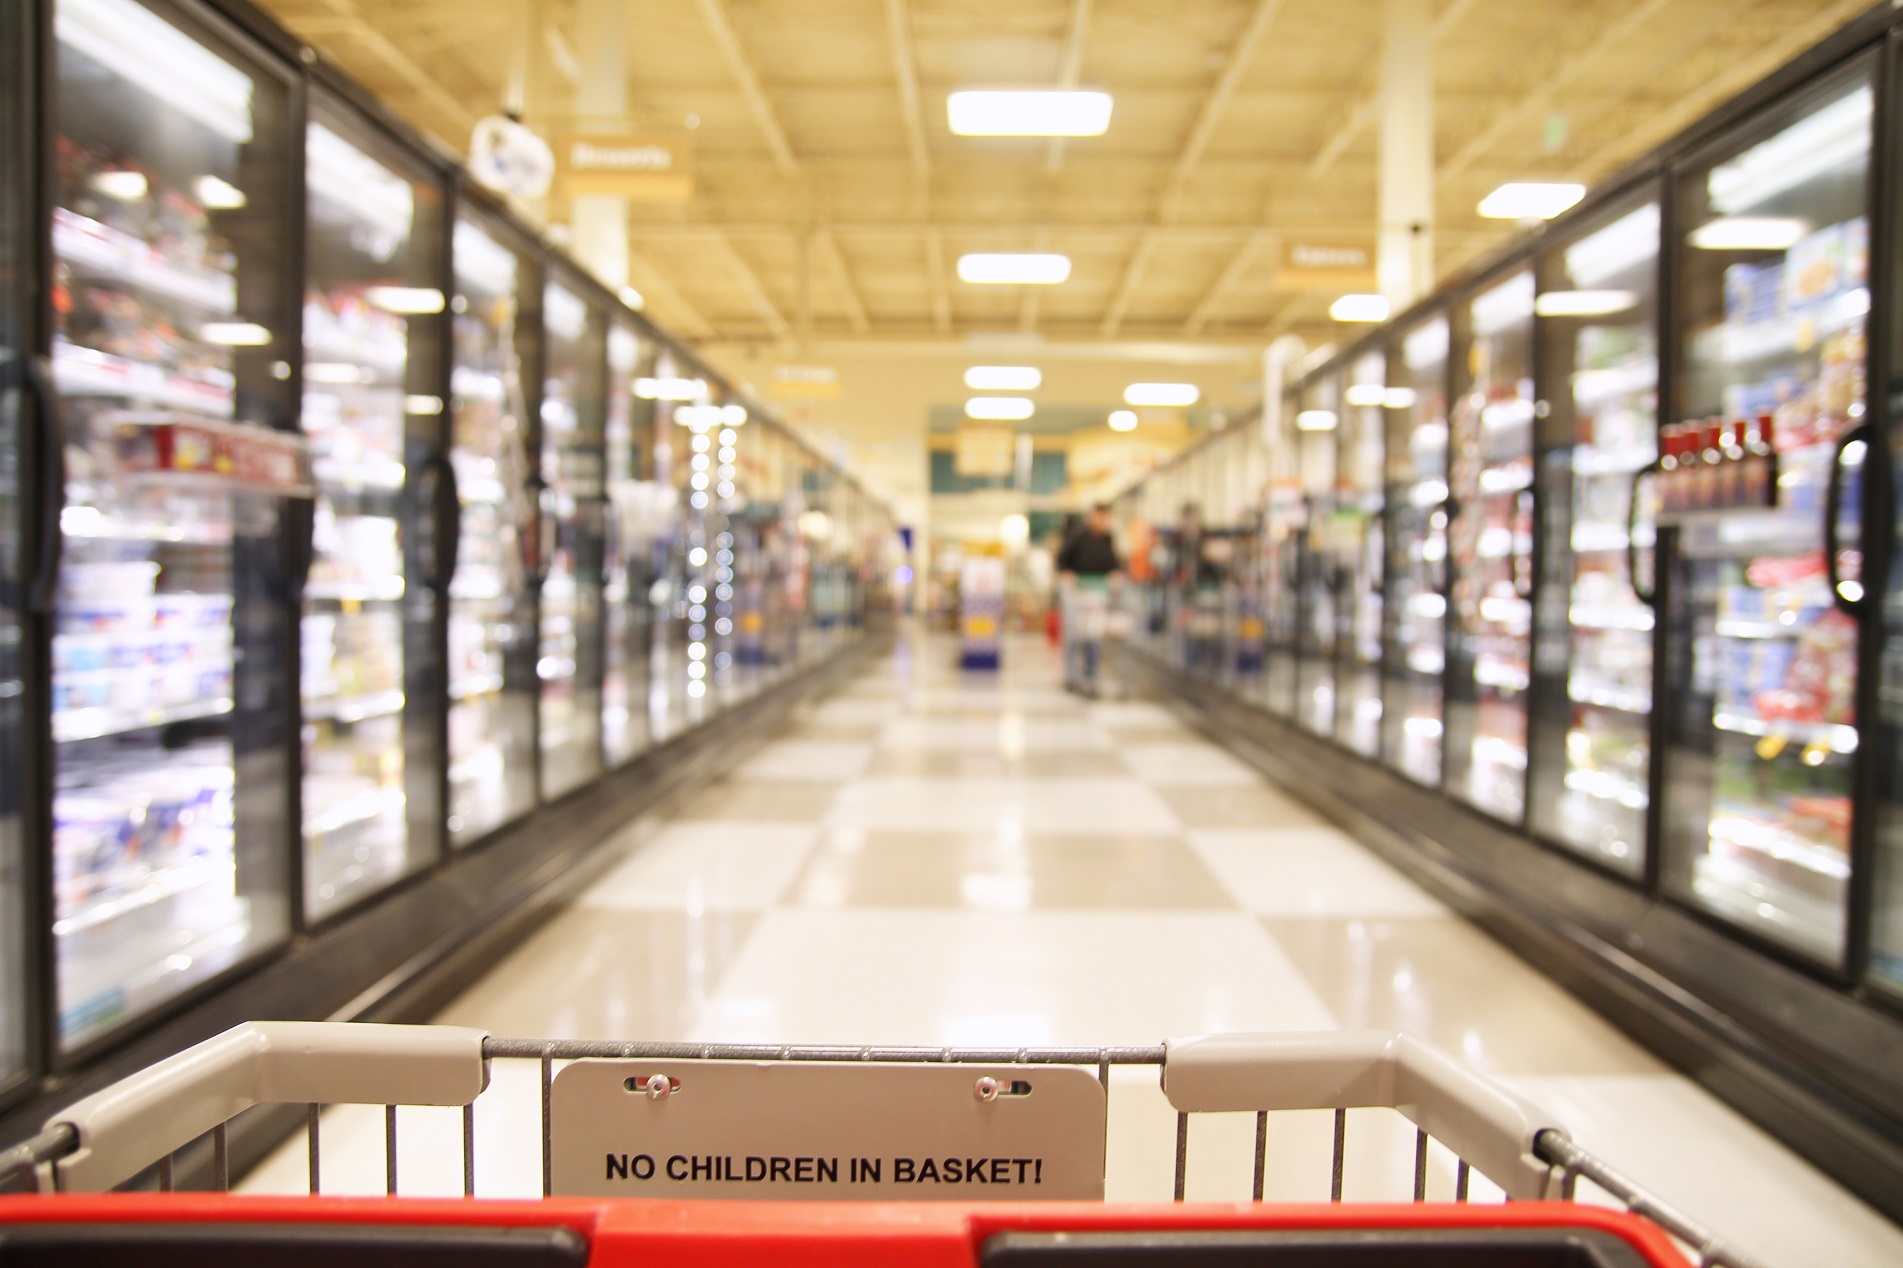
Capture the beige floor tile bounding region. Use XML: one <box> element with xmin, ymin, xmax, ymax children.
<box><xmin>667</xmin><ymin>778</ymin><xmax>841</xmax><ymax>822</ymax></box>
<box><xmin>862</xmin><ymin>749</ymin><xmax>1133</xmax><ymax>779</ymax></box>
<box><xmin>1261</xmin><ymin>916</ymin><xmax>1665</xmax><ymax>1077</ymax></box>
<box><xmin>774</xmin><ymin>719</ymin><xmax>887</xmax><ymax>743</ymax></box>
<box><xmin>792</xmin><ymin>828</ymin><xmax>1233</xmax><ymax>910</ymax></box>
<box><xmin>1154</xmin><ymin>784</ymin><xmax>1328</xmax><ymax>829</ymax></box>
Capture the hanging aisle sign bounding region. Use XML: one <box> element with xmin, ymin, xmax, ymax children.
<box><xmin>556</xmin><ymin>132</ymin><xmax>694</xmax><ymax>201</ymax></box>
<box><xmin>549</xmin><ymin>1060</ymin><xmax>1107</xmax><ymax>1199</ymax></box>
<box><xmin>1276</xmin><ymin>238</ymin><xmax>1377</xmax><ymax>293</ymax></box>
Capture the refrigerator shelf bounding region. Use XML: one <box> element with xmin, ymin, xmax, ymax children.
<box><xmin>1574</xmin><ymin>446</ymin><xmax>1655</xmax><ymax>478</ymax></box>
<box><xmin>303</xmin><ymin>688</ymin><xmax>404</xmax><ymax>724</ymax></box>
<box><xmin>306</xmin><ymin>578</ymin><xmax>405</xmax><ymax>602</ymax></box>
<box><xmin>304</xmin><ymin>325</ymin><xmax>407</xmax><ymax>376</ymax></box>
<box><xmin>1694</xmin><ymin>285</ymin><xmax>1868</xmax><ymax>367</ymax></box>
<box><xmin>52</xmin><ymin>854</ymin><xmax>231</xmax><ymax>939</ymax></box>
<box><xmin>313</xmin><ymin>455</ymin><xmax>407</xmax><ymax>491</ymax></box>
<box><xmin>52</xmin><ymin>340</ymin><xmax>234</xmax><ymax>416</ymax></box>
<box><xmin>1568</xmin><ymin>604</ymin><xmax>1655</xmax><ymax>632</ymax></box>
<box><xmin>1711</xmin><ymin>711</ymin><xmax>1857</xmax><ymax>753</ymax></box>
<box><xmin>1564</xmin><ymin>768</ymin><xmax>1650</xmax><ymax>809</ymax></box>
<box><xmin>1568</xmin><ymin>682</ymin><xmax>1652</xmax><ymax>715</ymax></box>
<box><xmin>304</xmin><ymin>784</ymin><xmax>404</xmax><ymax>838</ymax></box>
<box><xmin>449</xmin><ymin>673</ymin><xmax>504</xmax><ymax>701</ymax></box>
<box><xmin>1571</xmin><ymin>362</ymin><xmax>1657</xmax><ymax>408</ymax></box>
<box><xmin>52</xmin><ymin>695</ymin><xmax>232</xmax><ymax>744</ymax></box>
<box><xmin>53</xmin><ymin>207</ymin><xmax>237</xmax><ymax>313</ymax></box>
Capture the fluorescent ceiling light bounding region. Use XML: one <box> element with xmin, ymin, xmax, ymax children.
<box><xmin>636</xmin><ymin>376</ymin><xmax>707</xmax><ymax>400</ymax></box>
<box><xmin>1108</xmin><ymin>409</ymin><xmax>1138</xmax><ymax>431</ymax></box>
<box><xmin>90</xmin><ymin>170</ymin><xmax>147</xmax><ymax>200</ymax></box>
<box><xmin>1688</xmin><ymin>216</ymin><xmax>1808</xmax><ymax>251</ymax></box>
<box><xmin>193</xmin><ymin>174</ymin><xmax>246</xmax><ymax>210</ymax></box>
<box><xmin>958</xmin><ymin>253</ymin><xmax>1071</xmax><ymax>284</ymax></box>
<box><xmin>619</xmin><ymin>286</ymin><xmax>645</xmax><ymax>310</ymax></box>
<box><xmin>947</xmin><ymin>89</ymin><xmax>1114</xmax><ymax>137</ymax></box>
<box><xmin>1344</xmin><ymin>383</ymin><xmax>1387</xmax><ymax>407</ymax></box>
<box><xmin>966</xmin><ymin>397</ymin><xmax>1035</xmax><ymax>421</ymax></box>
<box><xmin>1708</xmin><ymin>88</ymin><xmax>1870</xmax><ymax>214</ymax></box>
<box><xmin>1296</xmin><ymin>410</ymin><xmax>1339</xmax><ymax>431</ymax></box>
<box><xmin>1329</xmin><ymin>293</ymin><xmax>1390</xmax><ymax>323</ymax></box>
<box><xmin>1124</xmin><ymin>382</ymin><xmax>1199</xmax><ymax>407</ymax></box>
<box><xmin>1564</xmin><ymin>203</ymin><xmax>1658</xmax><ymax>285</ymax></box>
<box><xmin>366</xmin><ymin>286</ymin><xmax>445</xmax><ymax>315</ymax></box>
<box><xmin>1477</xmin><ymin>182</ymin><xmax>1586</xmax><ymax>220</ymax></box>
<box><xmin>199</xmin><ymin>321</ymin><xmax>271</xmax><ymax>346</ymax></box>
<box><xmin>965</xmin><ymin>365</ymin><xmax>1042</xmax><ymax>390</ymax></box>
<box><xmin>723</xmin><ymin>404</ymin><xmax>748</xmax><ymax>426</ymax></box>
<box><xmin>405</xmin><ymin>394</ymin><xmax>444</xmax><ymax>415</ymax></box>
<box><xmin>1384</xmin><ymin>388</ymin><xmax>1418</xmax><ymax>409</ymax></box>
<box><xmin>1535</xmin><ymin>289</ymin><xmax>1638</xmax><ymax>317</ymax></box>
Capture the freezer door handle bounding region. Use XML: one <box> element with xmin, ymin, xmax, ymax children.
<box><xmin>24</xmin><ymin>355</ymin><xmax>66</xmax><ymax>614</ymax></box>
<box><xmin>420</xmin><ymin>451</ymin><xmax>461</xmax><ymax>593</ymax></box>
<box><xmin>1513</xmin><ymin>485</ymin><xmax>1538</xmax><ymax>602</ymax></box>
<box><xmin>1626</xmin><ymin>458</ymin><xmax>1660</xmax><ymax>608</ymax></box>
<box><xmin>1824</xmin><ymin>422</ymin><xmax>1872</xmax><ymax>618</ymax></box>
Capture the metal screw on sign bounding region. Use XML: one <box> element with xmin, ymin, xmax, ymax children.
<box><xmin>645</xmin><ymin>1074</ymin><xmax>674</xmax><ymax>1100</ymax></box>
<box><xmin>974</xmin><ymin>1077</ymin><xmax>1002</xmax><ymax>1102</ymax></box>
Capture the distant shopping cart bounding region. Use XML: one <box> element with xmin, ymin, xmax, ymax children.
<box><xmin>0</xmin><ymin>1023</ymin><xmax>1763</xmax><ymax>1268</ymax></box>
<box><xmin>1060</xmin><ymin>577</ymin><xmax>1131</xmax><ymax>699</ymax></box>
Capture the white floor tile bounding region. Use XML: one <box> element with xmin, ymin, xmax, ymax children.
<box><xmin>1090</xmin><ymin>701</ymin><xmax>1181</xmax><ymax>729</ymax></box>
<box><xmin>1187</xmin><ymin>828</ymin><xmax>1449</xmax><ymax>917</ymax></box>
<box><xmin>1121</xmin><ymin>741</ymin><xmax>1261</xmax><ymax>786</ymax></box>
<box><xmin>577</xmin><ymin>822</ymin><xmax>820</xmax><ymax>911</ymax></box>
<box><xmin>875</xmin><ymin>715</ymin><xmax>1112</xmax><ymax>754</ymax></box>
<box><xmin>689</xmin><ymin>909</ymin><xmax>1337</xmax><ymax>1047</ymax></box>
<box><xmin>734</xmin><ymin>738</ymin><xmax>874</xmax><ymax>782</ymax></box>
<box><xmin>1505</xmin><ymin>1073</ymin><xmax>1903</xmax><ymax>1268</ymax></box>
<box><xmin>829</xmin><ymin>776</ymin><xmax>1180</xmax><ymax>835</ymax></box>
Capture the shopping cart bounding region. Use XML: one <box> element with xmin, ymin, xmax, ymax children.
<box><xmin>0</xmin><ymin>1023</ymin><xmax>1763</xmax><ymax>1267</ymax></box>
<box><xmin>1060</xmin><ymin>577</ymin><xmax>1120</xmax><ymax>697</ymax></box>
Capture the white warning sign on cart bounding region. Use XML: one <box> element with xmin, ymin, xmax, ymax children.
<box><xmin>549</xmin><ymin>1060</ymin><xmax>1107</xmax><ymax>1200</ymax></box>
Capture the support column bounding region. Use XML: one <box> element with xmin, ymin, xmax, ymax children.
<box><xmin>571</xmin><ymin>0</ymin><xmax>629</xmax><ymax>289</ymax></box>
<box><xmin>1377</xmin><ymin>0</ymin><xmax>1433</xmax><ymax>310</ymax></box>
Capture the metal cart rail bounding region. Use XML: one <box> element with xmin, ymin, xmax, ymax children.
<box><xmin>0</xmin><ymin>1022</ymin><xmax>1765</xmax><ymax>1268</ymax></box>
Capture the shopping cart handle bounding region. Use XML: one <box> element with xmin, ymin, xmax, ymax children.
<box><xmin>43</xmin><ymin>1022</ymin><xmax>491</xmax><ymax>1193</ymax></box>
<box><xmin>1161</xmin><ymin>1031</ymin><xmax>1561</xmax><ymax>1200</ymax></box>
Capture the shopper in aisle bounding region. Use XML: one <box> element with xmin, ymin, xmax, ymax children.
<box><xmin>1056</xmin><ymin>504</ymin><xmax>1122</xmax><ymax>694</ymax></box>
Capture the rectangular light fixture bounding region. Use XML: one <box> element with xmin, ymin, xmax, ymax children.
<box><xmin>1688</xmin><ymin>216</ymin><xmax>1807</xmax><ymax>251</ymax></box>
<box><xmin>948</xmin><ymin>90</ymin><xmax>1113</xmax><ymax>137</ymax></box>
<box><xmin>1108</xmin><ymin>409</ymin><xmax>1138</xmax><ymax>431</ymax></box>
<box><xmin>1296</xmin><ymin>410</ymin><xmax>1339</xmax><ymax>431</ymax></box>
<box><xmin>366</xmin><ymin>286</ymin><xmax>445</xmax><ymax>315</ymax></box>
<box><xmin>1344</xmin><ymin>383</ymin><xmax>1387</xmax><ymax>407</ymax></box>
<box><xmin>1329</xmin><ymin>293</ymin><xmax>1390</xmax><ymax>323</ymax></box>
<box><xmin>1384</xmin><ymin>387</ymin><xmax>1418</xmax><ymax>409</ymax></box>
<box><xmin>199</xmin><ymin>321</ymin><xmax>271</xmax><ymax>346</ymax></box>
<box><xmin>1123</xmin><ymin>383</ymin><xmax>1199</xmax><ymax>407</ymax></box>
<box><xmin>965</xmin><ymin>365</ymin><xmax>1042</xmax><ymax>390</ymax></box>
<box><xmin>1478</xmin><ymin>182</ymin><xmax>1586</xmax><ymax>220</ymax></box>
<box><xmin>966</xmin><ymin>397</ymin><xmax>1035</xmax><ymax>421</ymax></box>
<box><xmin>636</xmin><ymin>376</ymin><xmax>707</xmax><ymax>400</ymax></box>
<box><xmin>619</xmin><ymin>285</ymin><xmax>645</xmax><ymax>310</ymax></box>
<box><xmin>958</xmin><ymin>253</ymin><xmax>1071</xmax><ymax>284</ymax></box>
<box><xmin>1535</xmin><ymin>289</ymin><xmax>1638</xmax><ymax>317</ymax></box>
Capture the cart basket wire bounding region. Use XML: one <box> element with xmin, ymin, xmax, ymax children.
<box><xmin>0</xmin><ymin>1022</ymin><xmax>1765</xmax><ymax>1268</ymax></box>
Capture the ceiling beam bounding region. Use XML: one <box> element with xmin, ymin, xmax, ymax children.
<box><xmin>1307</xmin><ymin>0</ymin><xmax>1481</xmax><ymax>180</ymax></box>
<box><xmin>714</xmin><ymin>235</ymin><xmax>791</xmax><ymax>339</ymax></box>
<box><xmin>1158</xmin><ymin>0</ymin><xmax>1290</xmax><ymax>220</ymax></box>
<box><xmin>923</xmin><ymin>230</ymin><xmax>953</xmax><ymax>334</ymax></box>
<box><xmin>693</xmin><ymin>0</ymin><xmax>801</xmax><ymax>177</ymax></box>
<box><xmin>1182</xmin><ymin>232</ymin><xmax>1268</xmax><ymax>337</ymax></box>
<box><xmin>1564</xmin><ymin>0</ymin><xmax>1873</xmax><ymax>181</ymax></box>
<box><xmin>1019</xmin><ymin>229</ymin><xmax>1050</xmax><ymax>332</ymax></box>
<box><xmin>883</xmin><ymin>0</ymin><xmax>931</xmax><ymax>183</ymax></box>
<box><xmin>1044</xmin><ymin>0</ymin><xmax>1095</xmax><ymax>175</ymax></box>
<box><xmin>816</xmin><ymin>230</ymin><xmax>871</xmax><ymax>335</ymax></box>
<box><xmin>1441</xmin><ymin>0</ymin><xmax>1681</xmax><ymax>178</ymax></box>
<box><xmin>311</xmin><ymin>1</ymin><xmax>478</xmax><ymax>139</ymax></box>
<box><xmin>623</xmin><ymin>218</ymin><xmax>1504</xmax><ymax>246</ymax></box>
<box><xmin>1100</xmin><ymin>230</ymin><xmax>1158</xmax><ymax>338</ymax></box>
<box><xmin>625</xmin><ymin>251</ymin><xmax>716</xmax><ymax>341</ymax></box>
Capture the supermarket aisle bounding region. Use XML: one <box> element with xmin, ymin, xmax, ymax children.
<box><xmin>246</xmin><ymin>630</ymin><xmax>1901</xmax><ymax>1267</ymax></box>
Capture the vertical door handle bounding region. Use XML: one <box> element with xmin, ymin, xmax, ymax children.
<box><xmin>1824</xmin><ymin>422</ymin><xmax>1872</xmax><ymax>618</ymax></box>
<box><xmin>1627</xmin><ymin>458</ymin><xmax>1660</xmax><ymax>608</ymax></box>
<box><xmin>25</xmin><ymin>355</ymin><xmax>67</xmax><ymax>614</ymax></box>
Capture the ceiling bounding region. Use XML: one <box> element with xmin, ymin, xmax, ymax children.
<box><xmin>257</xmin><ymin>0</ymin><xmax>1875</xmax><ymax>516</ymax></box>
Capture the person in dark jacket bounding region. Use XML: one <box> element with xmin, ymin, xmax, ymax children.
<box><xmin>1056</xmin><ymin>505</ymin><xmax>1121</xmax><ymax>692</ymax></box>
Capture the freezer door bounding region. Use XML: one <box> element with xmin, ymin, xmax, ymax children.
<box><xmin>1660</xmin><ymin>60</ymin><xmax>1873</xmax><ymax>967</ymax></box>
<box><xmin>48</xmin><ymin>0</ymin><xmax>296</xmax><ymax>1051</ymax></box>
<box><xmin>299</xmin><ymin>105</ymin><xmax>447</xmax><ymax>920</ymax></box>
<box><xmin>538</xmin><ymin>282</ymin><xmax>605</xmax><ymax>798</ymax></box>
<box><xmin>1335</xmin><ymin>352</ymin><xmax>1387</xmax><ymax>758</ymax></box>
<box><xmin>1444</xmin><ymin>272</ymin><xmax>1537</xmax><ymax>825</ymax></box>
<box><xmin>446</xmin><ymin>215</ymin><xmax>536</xmax><ymax>844</ymax></box>
<box><xmin>1294</xmin><ymin>377</ymin><xmax>1339</xmax><ymax>737</ymax></box>
<box><xmin>0</xmin><ymin>0</ymin><xmax>29</xmax><ymax>1090</ymax></box>
<box><xmin>1381</xmin><ymin>317</ymin><xmax>1451</xmax><ymax>787</ymax></box>
<box><xmin>601</xmin><ymin>323</ymin><xmax>656</xmax><ymax>766</ymax></box>
<box><xmin>1526</xmin><ymin>198</ymin><xmax>1661</xmax><ymax>877</ymax></box>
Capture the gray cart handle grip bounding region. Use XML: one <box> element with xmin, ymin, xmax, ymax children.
<box><xmin>44</xmin><ymin>1021</ymin><xmax>490</xmax><ymax>1192</ymax></box>
<box><xmin>1163</xmin><ymin>1030</ymin><xmax>1561</xmax><ymax>1199</ymax></box>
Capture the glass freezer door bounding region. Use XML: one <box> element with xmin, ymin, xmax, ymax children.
<box><xmin>1382</xmin><ymin>317</ymin><xmax>1451</xmax><ymax>786</ymax></box>
<box><xmin>446</xmin><ymin>217</ymin><xmax>535</xmax><ymax>844</ymax></box>
<box><xmin>1527</xmin><ymin>198</ymin><xmax>1661</xmax><ymax>876</ymax></box>
<box><xmin>298</xmin><ymin>112</ymin><xmax>445</xmax><ymax>919</ymax></box>
<box><xmin>0</xmin><ymin>0</ymin><xmax>28</xmax><ymax>1089</ymax></box>
<box><xmin>1662</xmin><ymin>62</ymin><xmax>1872</xmax><ymax>966</ymax></box>
<box><xmin>1294</xmin><ymin>375</ymin><xmax>1340</xmax><ymax>736</ymax></box>
<box><xmin>601</xmin><ymin>322</ymin><xmax>657</xmax><ymax>766</ymax></box>
<box><xmin>1336</xmin><ymin>352</ymin><xmax>1386</xmax><ymax>757</ymax></box>
<box><xmin>1445</xmin><ymin>272</ymin><xmax>1537</xmax><ymax>823</ymax></box>
<box><xmin>537</xmin><ymin>282</ymin><xmax>605</xmax><ymax>798</ymax></box>
<box><xmin>49</xmin><ymin>0</ymin><xmax>295</xmax><ymax>1050</ymax></box>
